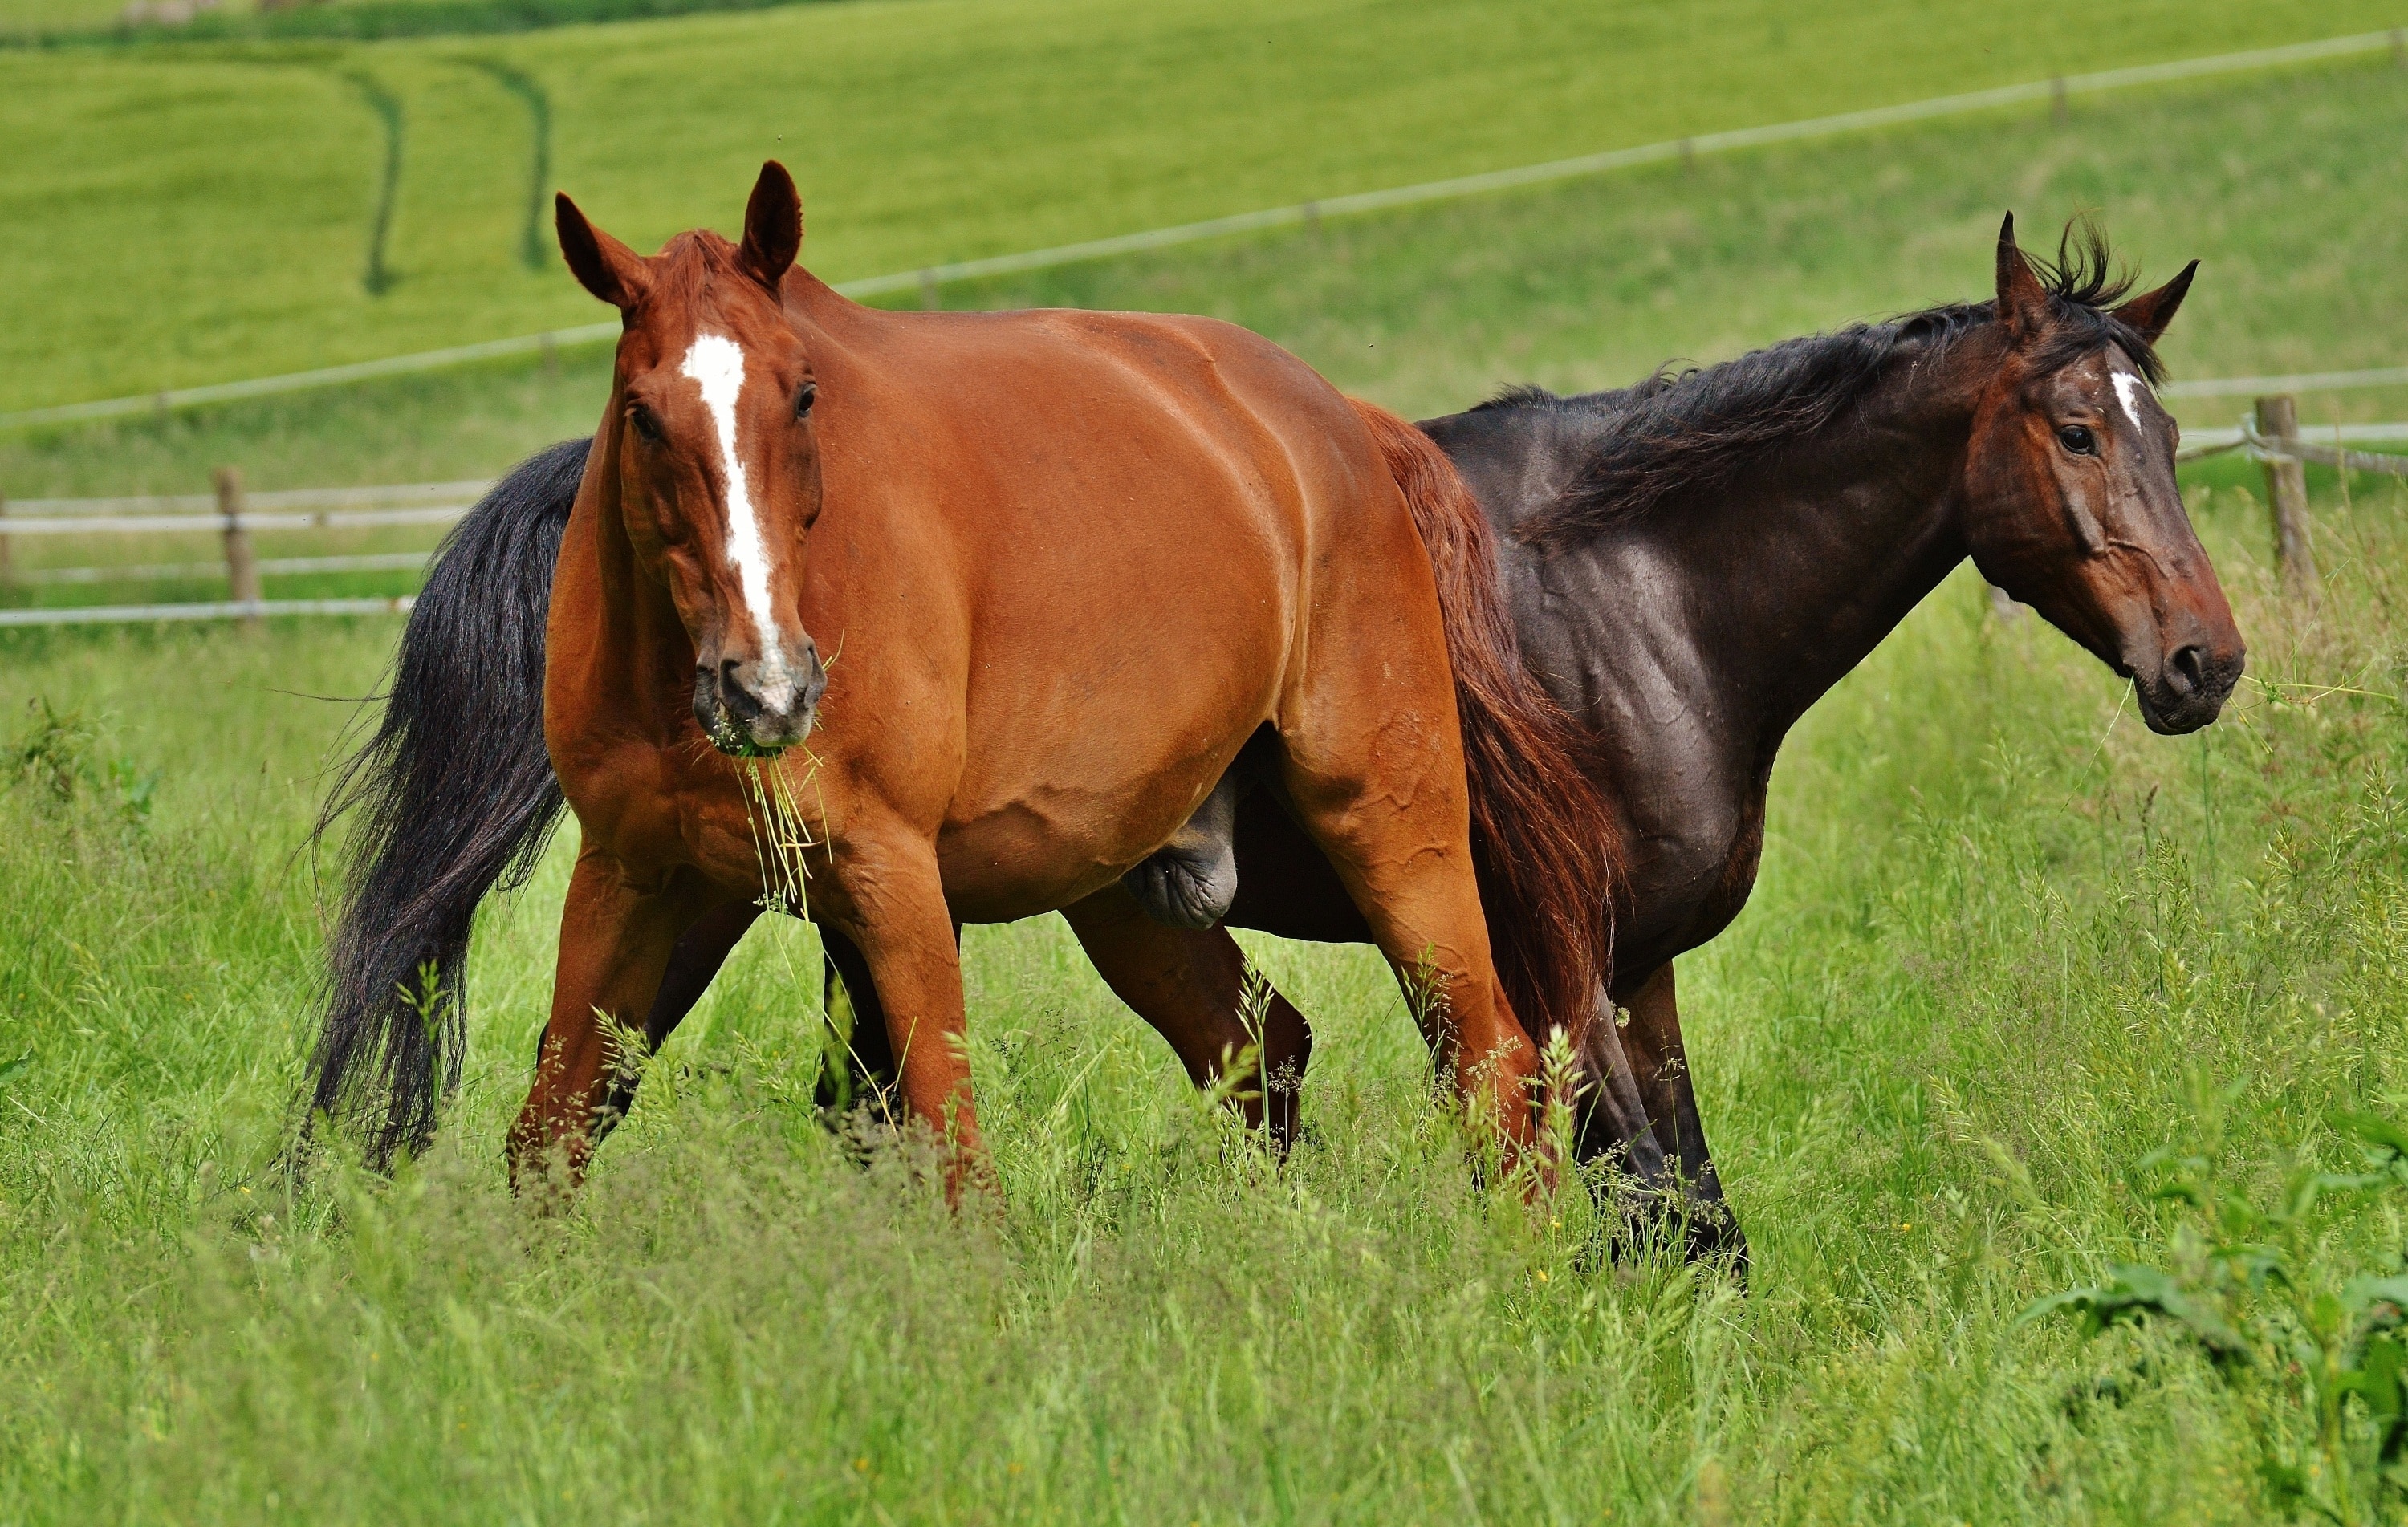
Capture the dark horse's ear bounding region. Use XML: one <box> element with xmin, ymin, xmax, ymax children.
<box><xmin>2112</xmin><ymin>259</ymin><xmax>2199</xmax><ymax>343</ymax></box>
<box><xmin>556</xmin><ymin>193</ymin><xmax>650</xmax><ymax>312</ymax></box>
<box><xmin>1994</xmin><ymin>212</ymin><xmax>2050</xmax><ymax>347</ymax></box>
<box><xmin>739</xmin><ymin>160</ymin><xmax>803</xmax><ymax>294</ymax></box>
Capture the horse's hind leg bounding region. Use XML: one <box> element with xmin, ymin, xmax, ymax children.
<box><xmin>1275</xmin><ymin>713</ymin><xmax>1539</xmax><ymax>1161</ymax></box>
<box><xmin>1064</xmin><ymin>884</ymin><xmax>1311</xmax><ymax>1149</ymax></box>
<box><xmin>1619</xmin><ymin>963</ymin><xmax>1747</xmax><ymax>1270</ymax></box>
<box><xmin>509</xmin><ymin>849</ymin><xmax>718</xmax><ymax>1189</ymax></box>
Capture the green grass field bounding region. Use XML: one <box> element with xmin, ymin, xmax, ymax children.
<box><xmin>6</xmin><ymin>476</ymin><xmax>2405</xmax><ymax>1524</ymax></box>
<box><xmin>2</xmin><ymin>0</ymin><xmax>2401</xmax><ymax>411</ymax></box>
<box><xmin>10</xmin><ymin>8</ymin><xmax>2408</xmax><ymax>1522</ymax></box>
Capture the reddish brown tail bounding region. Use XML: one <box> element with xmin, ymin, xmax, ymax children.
<box><xmin>1348</xmin><ymin>398</ymin><xmax>1622</xmax><ymax>1049</ymax></box>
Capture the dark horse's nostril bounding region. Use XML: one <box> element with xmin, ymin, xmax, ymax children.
<box><xmin>2167</xmin><ymin>644</ymin><xmax>2205</xmax><ymax>694</ymax></box>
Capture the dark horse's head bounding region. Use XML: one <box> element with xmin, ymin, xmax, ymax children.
<box><xmin>1963</xmin><ymin>215</ymin><xmax>2241</xmax><ymax>733</ymax></box>
<box><xmin>556</xmin><ymin>162</ymin><xmax>828</xmax><ymax>754</ymax></box>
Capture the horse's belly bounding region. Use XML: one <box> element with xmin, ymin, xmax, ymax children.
<box><xmin>934</xmin><ymin>755</ymin><xmax>1235</xmax><ymax>922</ymax></box>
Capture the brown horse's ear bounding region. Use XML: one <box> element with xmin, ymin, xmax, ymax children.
<box><xmin>556</xmin><ymin>193</ymin><xmax>649</xmax><ymax>311</ymax></box>
<box><xmin>2112</xmin><ymin>259</ymin><xmax>2199</xmax><ymax>343</ymax></box>
<box><xmin>1994</xmin><ymin>212</ymin><xmax>2050</xmax><ymax>347</ymax></box>
<box><xmin>739</xmin><ymin>160</ymin><xmax>802</xmax><ymax>293</ymax></box>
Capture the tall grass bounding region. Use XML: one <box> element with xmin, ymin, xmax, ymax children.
<box><xmin>2</xmin><ymin>470</ymin><xmax>2404</xmax><ymax>1521</ymax></box>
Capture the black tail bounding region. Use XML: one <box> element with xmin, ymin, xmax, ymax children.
<box><xmin>308</xmin><ymin>437</ymin><xmax>590</xmax><ymax>1167</ymax></box>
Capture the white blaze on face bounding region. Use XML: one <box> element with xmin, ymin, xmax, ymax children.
<box><xmin>2109</xmin><ymin>368</ymin><xmax>2152</xmax><ymax>436</ymax></box>
<box><xmin>678</xmin><ymin>332</ymin><xmax>791</xmax><ymax>698</ymax></box>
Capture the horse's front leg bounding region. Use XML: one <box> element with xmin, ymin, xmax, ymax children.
<box><xmin>821</xmin><ymin>834</ymin><xmax>982</xmax><ymax>1198</ymax></box>
<box><xmin>507</xmin><ymin>847</ymin><xmax>713</xmax><ymax>1191</ymax></box>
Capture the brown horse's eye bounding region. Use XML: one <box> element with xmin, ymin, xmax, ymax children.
<box><xmin>794</xmin><ymin>381</ymin><xmax>817</xmax><ymax>420</ymax></box>
<box><xmin>2057</xmin><ymin>424</ymin><xmax>2097</xmax><ymax>456</ymax></box>
<box><xmin>629</xmin><ymin>404</ymin><xmax>665</xmax><ymax>445</ymax></box>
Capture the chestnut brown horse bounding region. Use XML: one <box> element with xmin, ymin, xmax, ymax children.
<box><xmin>730</xmin><ymin>215</ymin><xmax>2239</xmax><ymax>1260</ymax></box>
<box><xmin>307</xmin><ymin>161</ymin><xmax>1618</xmax><ymax>1187</ymax></box>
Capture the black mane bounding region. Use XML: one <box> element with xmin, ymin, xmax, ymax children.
<box><xmin>1519</xmin><ymin>221</ymin><xmax>2166</xmax><ymax>542</ymax></box>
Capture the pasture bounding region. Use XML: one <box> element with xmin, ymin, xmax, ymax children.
<box><xmin>6</xmin><ymin>10</ymin><xmax>2408</xmax><ymax>1524</ymax></box>
<box><xmin>2</xmin><ymin>0</ymin><xmax>2401</xmax><ymax>411</ymax></box>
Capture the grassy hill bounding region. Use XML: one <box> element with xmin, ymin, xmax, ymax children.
<box><xmin>2</xmin><ymin>0</ymin><xmax>2401</xmax><ymax>411</ymax></box>
<box><xmin>2</xmin><ymin>52</ymin><xmax>2400</xmax><ymax>510</ymax></box>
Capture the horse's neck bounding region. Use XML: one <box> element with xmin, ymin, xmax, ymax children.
<box><xmin>1528</xmin><ymin>351</ymin><xmax>1982</xmax><ymax>758</ymax></box>
<box><xmin>1653</xmin><ymin>360</ymin><xmax>1978</xmax><ymax>742</ymax></box>
<box><xmin>580</xmin><ymin>437</ymin><xmax>698</xmax><ymax>728</ymax></box>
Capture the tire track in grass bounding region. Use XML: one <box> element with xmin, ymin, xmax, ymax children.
<box><xmin>340</xmin><ymin>71</ymin><xmax>406</xmax><ymax>296</ymax></box>
<box><xmin>458</xmin><ymin>58</ymin><xmax>553</xmax><ymax>274</ymax></box>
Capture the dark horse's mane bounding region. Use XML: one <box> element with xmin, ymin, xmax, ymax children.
<box><xmin>1515</xmin><ymin>221</ymin><xmax>2167</xmax><ymax>542</ymax></box>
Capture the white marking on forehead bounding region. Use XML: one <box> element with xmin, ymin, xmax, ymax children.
<box><xmin>678</xmin><ymin>332</ymin><xmax>791</xmax><ymax>696</ymax></box>
<box><xmin>2109</xmin><ymin>368</ymin><xmax>2153</xmax><ymax>435</ymax></box>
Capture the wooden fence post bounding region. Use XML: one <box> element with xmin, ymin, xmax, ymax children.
<box><xmin>216</xmin><ymin>466</ymin><xmax>263</xmax><ymax>627</ymax></box>
<box><xmin>2255</xmin><ymin>395</ymin><xmax>2316</xmax><ymax>601</ymax></box>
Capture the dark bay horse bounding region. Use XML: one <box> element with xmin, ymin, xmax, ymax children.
<box><xmin>308</xmin><ymin>163</ymin><xmax>1619</xmax><ymax>1188</ymax></box>
<box><xmin>664</xmin><ymin>216</ymin><xmax>2240</xmax><ymax>1257</ymax></box>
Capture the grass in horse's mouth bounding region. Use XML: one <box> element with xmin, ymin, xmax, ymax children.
<box><xmin>738</xmin><ymin>746</ymin><xmax>822</xmax><ymax>919</ymax></box>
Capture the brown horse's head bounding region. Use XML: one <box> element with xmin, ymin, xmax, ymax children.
<box><xmin>557</xmin><ymin>162</ymin><xmax>827</xmax><ymax>754</ymax></box>
<box><xmin>1961</xmin><ymin>215</ymin><xmax>2242</xmax><ymax>734</ymax></box>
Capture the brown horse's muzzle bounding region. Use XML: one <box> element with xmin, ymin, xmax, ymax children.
<box><xmin>2131</xmin><ymin>613</ymin><xmax>2243</xmax><ymax>735</ymax></box>
<box><xmin>694</xmin><ymin>640</ymin><xmax>828</xmax><ymax>754</ymax></box>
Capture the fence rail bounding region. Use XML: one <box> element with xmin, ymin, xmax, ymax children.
<box><xmin>0</xmin><ymin>505</ymin><xmax>471</xmax><ymax>537</ymax></box>
<box><xmin>0</xmin><ymin>596</ymin><xmax>415</xmax><ymax>628</ymax></box>
<box><xmin>0</xmin><ymin>465</ymin><xmax>472</xmax><ymax>628</ymax></box>
<box><xmin>2</xmin><ymin>394</ymin><xmax>2402</xmax><ymax>628</ymax></box>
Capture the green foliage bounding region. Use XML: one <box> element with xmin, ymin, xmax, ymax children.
<box><xmin>0</xmin><ymin>454</ymin><xmax>2402</xmax><ymax>1523</ymax></box>
<box><xmin>2031</xmin><ymin>1097</ymin><xmax>2408</xmax><ymax>1523</ymax></box>
<box><xmin>6</xmin><ymin>696</ymin><xmax>160</xmax><ymax>824</ymax></box>
<box><xmin>4</xmin><ymin>18</ymin><xmax>2408</xmax><ymax>1518</ymax></box>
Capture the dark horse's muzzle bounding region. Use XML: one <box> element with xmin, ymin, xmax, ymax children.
<box><xmin>694</xmin><ymin>640</ymin><xmax>828</xmax><ymax>754</ymax></box>
<box><xmin>2133</xmin><ymin>621</ymin><xmax>2243</xmax><ymax>735</ymax></box>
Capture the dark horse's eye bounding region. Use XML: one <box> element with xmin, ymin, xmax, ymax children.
<box><xmin>2057</xmin><ymin>424</ymin><xmax>2098</xmax><ymax>456</ymax></box>
<box><xmin>628</xmin><ymin>404</ymin><xmax>665</xmax><ymax>445</ymax></box>
<box><xmin>794</xmin><ymin>381</ymin><xmax>817</xmax><ymax>420</ymax></box>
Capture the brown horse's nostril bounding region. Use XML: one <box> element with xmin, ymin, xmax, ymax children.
<box><xmin>799</xmin><ymin>642</ymin><xmax>828</xmax><ymax>712</ymax></box>
<box><xmin>717</xmin><ymin>658</ymin><xmax>762</xmax><ymax>719</ymax></box>
<box><xmin>2167</xmin><ymin>644</ymin><xmax>2206</xmax><ymax>696</ymax></box>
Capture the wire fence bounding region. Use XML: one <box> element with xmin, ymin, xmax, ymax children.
<box><xmin>0</xmin><ymin>471</ymin><xmax>480</xmax><ymax>627</ymax></box>
<box><xmin>1</xmin><ymin>396</ymin><xmax>2399</xmax><ymax>629</ymax></box>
